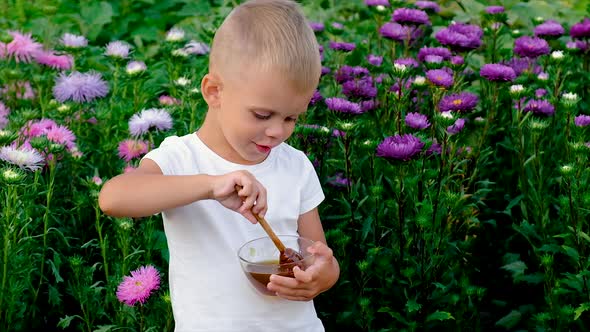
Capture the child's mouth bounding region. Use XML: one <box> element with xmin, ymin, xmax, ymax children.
<box><xmin>255</xmin><ymin>143</ymin><xmax>271</xmax><ymax>153</ymax></box>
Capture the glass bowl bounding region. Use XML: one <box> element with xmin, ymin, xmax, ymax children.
<box><xmin>237</xmin><ymin>235</ymin><xmax>315</xmax><ymax>296</ymax></box>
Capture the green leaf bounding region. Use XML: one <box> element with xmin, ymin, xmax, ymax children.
<box><xmin>561</xmin><ymin>245</ymin><xmax>580</xmax><ymax>262</ymax></box>
<box><xmin>80</xmin><ymin>2</ymin><xmax>114</xmax><ymax>40</ymax></box>
<box><xmin>58</xmin><ymin>315</ymin><xmax>81</xmax><ymax>328</ymax></box>
<box><xmin>426</xmin><ymin>310</ymin><xmax>454</xmax><ymax>322</ymax></box>
<box><xmin>574</xmin><ymin>303</ymin><xmax>590</xmax><ymax>320</ymax></box>
<box><xmin>495</xmin><ymin>310</ymin><xmax>522</xmax><ymax>329</ymax></box>
<box><xmin>378</xmin><ymin>307</ymin><xmax>409</xmax><ymax>325</ymax></box>
<box><xmin>501</xmin><ymin>260</ymin><xmax>527</xmax><ymax>279</ymax></box>
<box><xmin>93</xmin><ymin>325</ymin><xmax>117</xmax><ymax>332</ymax></box>
<box><xmin>406</xmin><ymin>298</ymin><xmax>421</xmax><ymax>313</ymax></box>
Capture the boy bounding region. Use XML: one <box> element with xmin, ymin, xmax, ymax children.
<box><xmin>98</xmin><ymin>0</ymin><xmax>340</xmax><ymax>330</ymax></box>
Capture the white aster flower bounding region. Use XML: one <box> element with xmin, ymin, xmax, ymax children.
<box><xmin>166</xmin><ymin>28</ymin><xmax>185</xmax><ymax>42</ymax></box>
<box><xmin>0</xmin><ymin>145</ymin><xmax>45</xmax><ymax>171</ymax></box>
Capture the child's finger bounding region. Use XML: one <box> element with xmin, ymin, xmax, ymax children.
<box><xmin>293</xmin><ymin>266</ymin><xmax>313</xmax><ymax>283</ymax></box>
<box><xmin>252</xmin><ymin>184</ymin><xmax>267</xmax><ymax>215</ymax></box>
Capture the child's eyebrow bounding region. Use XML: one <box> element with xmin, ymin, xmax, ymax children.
<box><xmin>248</xmin><ymin>106</ymin><xmax>305</xmax><ymax>117</ymax></box>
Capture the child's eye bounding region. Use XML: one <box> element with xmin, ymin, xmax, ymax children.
<box><xmin>286</xmin><ymin>117</ymin><xmax>297</xmax><ymax>122</ymax></box>
<box><xmin>253</xmin><ymin>112</ymin><xmax>271</xmax><ymax>120</ymax></box>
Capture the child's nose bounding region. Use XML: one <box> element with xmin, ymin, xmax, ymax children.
<box><xmin>265</xmin><ymin>123</ymin><xmax>286</xmax><ymax>139</ymax></box>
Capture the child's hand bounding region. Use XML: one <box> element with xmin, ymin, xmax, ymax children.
<box><xmin>210</xmin><ymin>170</ymin><xmax>267</xmax><ymax>223</ymax></box>
<box><xmin>267</xmin><ymin>241</ymin><xmax>339</xmax><ymax>301</ymax></box>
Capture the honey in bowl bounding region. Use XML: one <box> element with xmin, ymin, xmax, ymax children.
<box><xmin>237</xmin><ymin>235</ymin><xmax>315</xmax><ymax>296</ymax></box>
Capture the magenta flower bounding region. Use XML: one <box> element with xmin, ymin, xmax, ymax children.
<box><xmin>426</xmin><ymin>68</ymin><xmax>454</xmax><ymax>88</ymax></box>
<box><xmin>34</xmin><ymin>51</ymin><xmax>73</xmax><ymax>70</ymax></box>
<box><xmin>438</xmin><ymin>92</ymin><xmax>479</xmax><ymax>113</ymax></box>
<box><xmin>376</xmin><ymin>134</ymin><xmax>424</xmax><ymax>161</ymax></box>
<box><xmin>575</xmin><ymin>115</ymin><xmax>590</xmax><ymax>127</ymax></box>
<box><xmin>53</xmin><ymin>71</ymin><xmax>109</xmax><ymax>102</ymax></box>
<box><xmin>514</xmin><ymin>36</ymin><xmax>550</xmax><ymax>58</ymax></box>
<box><xmin>485</xmin><ymin>6</ymin><xmax>505</xmax><ymax>14</ymax></box>
<box><xmin>342</xmin><ymin>77</ymin><xmax>377</xmax><ymax>100</ymax></box>
<box><xmin>534</xmin><ymin>20</ymin><xmax>564</xmax><ymax>38</ymax></box>
<box><xmin>480</xmin><ymin>63</ymin><xmax>516</xmax><ymax>82</ymax></box>
<box><xmin>309</xmin><ymin>22</ymin><xmax>325</xmax><ymax>32</ymax></box>
<box><xmin>128</xmin><ymin>108</ymin><xmax>173</xmax><ymax>136</ymax></box>
<box><xmin>435</xmin><ymin>23</ymin><xmax>483</xmax><ymax>52</ymax></box>
<box><xmin>415</xmin><ymin>1</ymin><xmax>440</xmax><ymax>13</ymax></box>
<box><xmin>325</xmin><ymin>97</ymin><xmax>363</xmax><ymax>115</ymax></box>
<box><xmin>365</xmin><ymin>0</ymin><xmax>390</xmax><ymax>6</ymax></box>
<box><xmin>328</xmin><ymin>41</ymin><xmax>356</xmax><ymax>52</ymax></box>
<box><xmin>45</xmin><ymin>125</ymin><xmax>77</xmax><ymax>151</ymax></box>
<box><xmin>447</xmin><ymin>118</ymin><xmax>466</xmax><ymax>135</ymax></box>
<box><xmin>392</xmin><ymin>8</ymin><xmax>430</xmax><ymax>25</ymax></box>
<box><xmin>570</xmin><ymin>18</ymin><xmax>590</xmax><ymax>39</ymax></box>
<box><xmin>395</xmin><ymin>57</ymin><xmax>419</xmax><ymax>68</ymax></box>
<box><xmin>367</xmin><ymin>54</ymin><xmax>383</xmax><ymax>66</ymax></box>
<box><xmin>6</xmin><ymin>31</ymin><xmax>43</xmax><ymax>63</ymax></box>
<box><xmin>405</xmin><ymin>112</ymin><xmax>431</xmax><ymax>130</ymax></box>
<box><xmin>523</xmin><ymin>99</ymin><xmax>555</xmax><ymax>116</ymax></box>
<box><xmin>309</xmin><ymin>90</ymin><xmax>323</xmax><ymax>106</ymax></box>
<box><xmin>116</xmin><ymin>265</ymin><xmax>160</xmax><ymax>306</ymax></box>
<box><xmin>118</xmin><ymin>139</ymin><xmax>150</xmax><ymax>162</ymax></box>
<box><xmin>418</xmin><ymin>47</ymin><xmax>452</xmax><ymax>62</ymax></box>
<box><xmin>379</xmin><ymin>22</ymin><xmax>412</xmax><ymax>42</ymax></box>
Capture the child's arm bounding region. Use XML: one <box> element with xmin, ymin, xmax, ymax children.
<box><xmin>98</xmin><ymin>158</ymin><xmax>267</xmax><ymax>222</ymax></box>
<box><xmin>266</xmin><ymin>208</ymin><xmax>340</xmax><ymax>301</ymax></box>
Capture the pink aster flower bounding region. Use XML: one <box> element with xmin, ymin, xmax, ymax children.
<box><xmin>6</xmin><ymin>31</ymin><xmax>43</xmax><ymax>63</ymax></box>
<box><xmin>158</xmin><ymin>95</ymin><xmax>181</xmax><ymax>106</ymax></box>
<box><xmin>34</xmin><ymin>50</ymin><xmax>74</xmax><ymax>70</ymax></box>
<box><xmin>45</xmin><ymin>125</ymin><xmax>77</xmax><ymax>151</ymax></box>
<box><xmin>116</xmin><ymin>265</ymin><xmax>160</xmax><ymax>306</ymax></box>
<box><xmin>128</xmin><ymin>108</ymin><xmax>173</xmax><ymax>136</ymax></box>
<box><xmin>1</xmin><ymin>81</ymin><xmax>35</xmax><ymax>100</ymax></box>
<box><xmin>21</xmin><ymin>118</ymin><xmax>58</xmax><ymax>138</ymax></box>
<box><xmin>118</xmin><ymin>139</ymin><xmax>149</xmax><ymax>162</ymax></box>
<box><xmin>0</xmin><ymin>101</ymin><xmax>9</xmax><ymax>129</ymax></box>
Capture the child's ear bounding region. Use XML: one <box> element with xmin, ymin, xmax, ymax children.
<box><xmin>201</xmin><ymin>73</ymin><xmax>222</xmax><ymax>108</ymax></box>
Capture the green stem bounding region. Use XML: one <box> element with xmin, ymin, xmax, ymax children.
<box><xmin>95</xmin><ymin>204</ymin><xmax>109</xmax><ymax>286</ymax></box>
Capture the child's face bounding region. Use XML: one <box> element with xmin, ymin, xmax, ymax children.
<box><xmin>214</xmin><ymin>68</ymin><xmax>315</xmax><ymax>164</ymax></box>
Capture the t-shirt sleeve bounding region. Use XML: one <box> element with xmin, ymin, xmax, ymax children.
<box><xmin>299</xmin><ymin>152</ymin><xmax>325</xmax><ymax>215</ymax></box>
<box><xmin>142</xmin><ymin>136</ymin><xmax>191</xmax><ymax>176</ymax></box>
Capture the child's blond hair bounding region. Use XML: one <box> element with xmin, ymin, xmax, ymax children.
<box><xmin>209</xmin><ymin>0</ymin><xmax>321</xmax><ymax>93</ymax></box>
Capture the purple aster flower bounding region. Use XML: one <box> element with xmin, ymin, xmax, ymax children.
<box><xmin>116</xmin><ymin>265</ymin><xmax>160</xmax><ymax>306</ymax></box>
<box><xmin>405</xmin><ymin>112</ymin><xmax>430</xmax><ymax>129</ymax></box>
<box><xmin>104</xmin><ymin>41</ymin><xmax>131</xmax><ymax>58</ymax></box>
<box><xmin>426</xmin><ymin>139</ymin><xmax>442</xmax><ymax>155</ymax></box>
<box><xmin>331</xmin><ymin>22</ymin><xmax>344</xmax><ymax>30</ymax></box>
<box><xmin>309</xmin><ymin>22</ymin><xmax>325</xmax><ymax>32</ymax></box>
<box><xmin>325</xmin><ymin>97</ymin><xmax>364</xmax><ymax>115</ymax></box>
<box><xmin>342</xmin><ymin>77</ymin><xmax>377</xmax><ymax>100</ymax></box>
<box><xmin>418</xmin><ymin>47</ymin><xmax>452</xmax><ymax>62</ymax></box>
<box><xmin>365</xmin><ymin>0</ymin><xmax>390</xmax><ymax>6</ymax></box>
<box><xmin>321</xmin><ymin>66</ymin><xmax>331</xmax><ymax>76</ymax></box>
<box><xmin>0</xmin><ymin>101</ymin><xmax>10</xmax><ymax>130</ymax></box>
<box><xmin>328</xmin><ymin>172</ymin><xmax>350</xmax><ymax>188</ymax></box>
<box><xmin>534</xmin><ymin>20</ymin><xmax>565</xmax><ymax>38</ymax></box>
<box><xmin>535</xmin><ymin>88</ymin><xmax>547</xmax><ymax>98</ymax></box>
<box><xmin>514</xmin><ymin>36</ymin><xmax>550</xmax><ymax>58</ymax></box>
<box><xmin>183</xmin><ymin>41</ymin><xmax>210</xmax><ymax>55</ymax></box>
<box><xmin>334</xmin><ymin>65</ymin><xmax>370</xmax><ymax>83</ymax></box>
<box><xmin>395</xmin><ymin>57</ymin><xmax>419</xmax><ymax>68</ymax></box>
<box><xmin>451</xmin><ymin>55</ymin><xmax>464</xmax><ymax>66</ymax></box>
<box><xmin>586</xmin><ymin>142</ymin><xmax>590</xmax><ymax>149</ymax></box>
<box><xmin>435</xmin><ymin>23</ymin><xmax>483</xmax><ymax>52</ymax></box>
<box><xmin>129</xmin><ymin>108</ymin><xmax>174</xmax><ymax>136</ymax></box>
<box><xmin>60</xmin><ymin>33</ymin><xmax>88</xmax><ymax>48</ymax></box>
<box><xmin>0</xmin><ymin>145</ymin><xmax>45</xmax><ymax>171</ymax></box>
<box><xmin>329</xmin><ymin>41</ymin><xmax>355</xmax><ymax>52</ymax></box>
<box><xmin>367</xmin><ymin>54</ymin><xmax>383</xmax><ymax>66</ymax></box>
<box><xmin>393</xmin><ymin>8</ymin><xmax>430</xmax><ymax>25</ymax></box>
<box><xmin>379</xmin><ymin>22</ymin><xmax>412</xmax><ymax>41</ymax></box>
<box><xmin>424</xmin><ymin>54</ymin><xmax>444</xmax><ymax>63</ymax></box>
<box><xmin>415</xmin><ymin>1</ymin><xmax>440</xmax><ymax>13</ymax></box>
<box><xmin>360</xmin><ymin>100</ymin><xmax>379</xmax><ymax>112</ymax></box>
<box><xmin>426</xmin><ymin>68</ymin><xmax>454</xmax><ymax>88</ymax></box>
<box><xmin>575</xmin><ymin>114</ymin><xmax>590</xmax><ymax>127</ymax></box>
<box><xmin>376</xmin><ymin>134</ymin><xmax>424</xmax><ymax>161</ymax></box>
<box><xmin>504</xmin><ymin>57</ymin><xmax>535</xmax><ymax>76</ymax></box>
<box><xmin>523</xmin><ymin>99</ymin><xmax>555</xmax><ymax>116</ymax></box>
<box><xmin>485</xmin><ymin>6</ymin><xmax>505</xmax><ymax>14</ymax></box>
<box><xmin>480</xmin><ymin>63</ymin><xmax>516</xmax><ymax>82</ymax></box>
<box><xmin>53</xmin><ymin>71</ymin><xmax>109</xmax><ymax>103</ymax></box>
<box><xmin>438</xmin><ymin>92</ymin><xmax>479</xmax><ymax>113</ymax></box>
<box><xmin>570</xmin><ymin>18</ymin><xmax>590</xmax><ymax>39</ymax></box>
<box><xmin>310</xmin><ymin>90</ymin><xmax>323</xmax><ymax>105</ymax></box>
<box><xmin>447</xmin><ymin>118</ymin><xmax>466</xmax><ymax>134</ymax></box>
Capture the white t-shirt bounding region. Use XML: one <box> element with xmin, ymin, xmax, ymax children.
<box><xmin>143</xmin><ymin>133</ymin><xmax>326</xmax><ymax>332</ymax></box>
